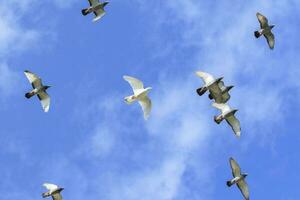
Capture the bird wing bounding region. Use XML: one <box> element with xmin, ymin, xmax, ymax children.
<box><xmin>256</xmin><ymin>12</ymin><xmax>269</xmax><ymax>28</ymax></box>
<box><xmin>93</xmin><ymin>8</ymin><xmax>106</xmax><ymax>21</ymax></box>
<box><xmin>138</xmin><ymin>95</ymin><xmax>152</xmax><ymax>120</ymax></box>
<box><xmin>123</xmin><ymin>75</ymin><xmax>144</xmax><ymax>94</ymax></box>
<box><xmin>264</xmin><ymin>32</ymin><xmax>275</xmax><ymax>49</ymax></box>
<box><xmin>43</xmin><ymin>183</ymin><xmax>58</xmax><ymax>191</ymax></box>
<box><xmin>24</xmin><ymin>70</ymin><xmax>42</xmax><ymax>89</ymax></box>
<box><xmin>237</xmin><ymin>179</ymin><xmax>250</xmax><ymax>200</ymax></box>
<box><xmin>52</xmin><ymin>193</ymin><xmax>63</xmax><ymax>200</ymax></box>
<box><xmin>212</xmin><ymin>102</ymin><xmax>231</xmax><ymax>114</ymax></box>
<box><xmin>229</xmin><ymin>157</ymin><xmax>241</xmax><ymax>177</ymax></box>
<box><xmin>37</xmin><ymin>91</ymin><xmax>50</xmax><ymax>112</ymax></box>
<box><xmin>195</xmin><ymin>71</ymin><xmax>215</xmax><ymax>86</ymax></box>
<box><xmin>226</xmin><ymin>114</ymin><xmax>241</xmax><ymax>137</ymax></box>
<box><xmin>88</xmin><ymin>0</ymin><xmax>99</xmax><ymax>6</ymax></box>
<box><xmin>209</xmin><ymin>83</ymin><xmax>223</xmax><ymax>103</ymax></box>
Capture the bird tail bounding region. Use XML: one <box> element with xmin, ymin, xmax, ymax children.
<box><xmin>42</xmin><ymin>192</ymin><xmax>51</xmax><ymax>198</ymax></box>
<box><xmin>214</xmin><ymin>116</ymin><xmax>222</xmax><ymax>124</ymax></box>
<box><xmin>226</xmin><ymin>181</ymin><xmax>233</xmax><ymax>187</ymax></box>
<box><xmin>254</xmin><ymin>31</ymin><xmax>262</xmax><ymax>38</ymax></box>
<box><xmin>196</xmin><ymin>87</ymin><xmax>207</xmax><ymax>96</ymax></box>
<box><xmin>25</xmin><ymin>92</ymin><xmax>35</xmax><ymax>99</ymax></box>
<box><xmin>124</xmin><ymin>96</ymin><xmax>135</xmax><ymax>104</ymax></box>
<box><xmin>82</xmin><ymin>8</ymin><xmax>91</xmax><ymax>16</ymax></box>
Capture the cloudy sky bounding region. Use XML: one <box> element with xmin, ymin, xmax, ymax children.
<box><xmin>0</xmin><ymin>0</ymin><xmax>299</xmax><ymax>199</ymax></box>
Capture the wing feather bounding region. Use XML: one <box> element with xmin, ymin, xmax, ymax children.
<box><xmin>138</xmin><ymin>96</ymin><xmax>152</xmax><ymax>120</ymax></box>
<box><xmin>24</xmin><ymin>70</ymin><xmax>42</xmax><ymax>89</ymax></box>
<box><xmin>123</xmin><ymin>75</ymin><xmax>144</xmax><ymax>93</ymax></box>
<box><xmin>88</xmin><ymin>0</ymin><xmax>99</xmax><ymax>6</ymax></box>
<box><xmin>256</xmin><ymin>12</ymin><xmax>269</xmax><ymax>28</ymax></box>
<box><xmin>195</xmin><ymin>71</ymin><xmax>215</xmax><ymax>86</ymax></box>
<box><xmin>226</xmin><ymin>115</ymin><xmax>241</xmax><ymax>137</ymax></box>
<box><xmin>37</xmin><ymin>91</ymin><xmax>50</xmax><ymax>112</ymax></box>
<box><xmin>229</xmin><ymin>158</ymin><xmax>241</xmax><ymax>177</ymax></box>
<box><xmin>264</xmin><ymin>32</ymin><xmax>275</xmax><ymax>49</ymax></box>
<box><xmin>52</xmin><ymin>193</ymin><xmax>63</xmax><ymax>200</ymax></box>
<box><xmin>237</xmin><ymin>179</ymin><xmax>250</xmax><ymax>200</ymax></box>
<box><xmin>43</xmin><ymin>183</ymin><xmax>58</xmax><ymax>191</ymax></box>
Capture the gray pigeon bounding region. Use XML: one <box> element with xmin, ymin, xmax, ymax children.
<box><xmin>24</xmin><ymin>70</ymin><xmax>51</xmax><ymax>112</ymax></box>
<box><xmin>227</xmin><ymin>157</ymin><xmax>249</xmax><ymax>200</ymax></box>
<box><xmin>195</xmin><ymin>71</ymin><xmax>233</xmax><ymax>103</ymax></box>
<box><xmin>212</xmin><ymin>102</ymin><xmax>241</xmax><ymax>138</ymax></box>
<box><xmin>42</xmin><ymin>183</ymin><xmax>64</xmax><ymax>200</ymax></box>
<box><xmin>254</xmin><ymin>12</ymin><xmax>275</xmax><ymax>49</ymax></box>
<box><xmin>82</xmin><ymin>0</ymin><xmax>109</xmax><ymax>22</ymax></box>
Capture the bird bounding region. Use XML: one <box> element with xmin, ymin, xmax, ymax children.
<box><xmin>24</xmin><ymin>70</ymin><xmax>51</xmax><ymax>112</ymax></box>
<box><xmin>42</xmin><ymin>183</ymin><xmax>64</xmax><ymax>200</ymax></box>
<box><xmin>82</xmin><ymin>0</ymin><xmax>109</xmax><ymax>22</ymax></box>
<box><xmin>254</xmin><ymin>12</ymin><xmax>275</xmax><ymax>49</ymax></box>
<box><xmin>195</xmin><ymin>71</ymin><xmax>233</xmax><ymax>103</ymax></box>
<box><xmin>123</xmin><ymin>75</ymin><xmax>152</xmax><ymax>120</ymax></box>
<box><xmin>227</xmin><ymin>157</ymin><xmax>249</xmax><ymax>200</ymax></box>
<box><xmin>212</xmin><ymin>102</ymin><xmax>241</xmax><ymax>137</ymax></box>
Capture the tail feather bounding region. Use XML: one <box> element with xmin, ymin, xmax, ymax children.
<box><xmin>42</xmin><ymin>192</ymin><xmax>50</xmax><ymax>198</ymax></box>
<box><xmin>196</xmin><ymin>87</ymin><xmax>207</xmax><ymax>96</ymax></box>
<box><xmin>226</xmin><ymin>181</ymin><xmax>233</xmax><ymax>187</ymax></box>
<box><xmin>124</xmin><ymin>96</ymin><xmax>135</xmax><ymax>104</ymax></box>
<box><xmin>81</xmin><ymin>8</ymin><xmax>90</xmax><ymax>16</ymax></box>
<box><xmin>254</xmin><ymin>31</ymin><xmax>261</xmax><ymax>38</ymax></box>
<box><xmin>25</xmin><ymin>92</ymin><xmax>34</xmax><ymax>99</ymax></box>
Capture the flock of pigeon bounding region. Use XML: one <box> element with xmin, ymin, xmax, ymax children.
<box><xmin>21</xmin><ymin>1</ymin><xmax>276</xmax><ymax>200</ymax></box>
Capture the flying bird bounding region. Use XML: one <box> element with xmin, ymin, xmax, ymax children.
<box><xmin>24</xmin><ymin>70</ymin><xmax>51</xmax><ymax>112</ymax></box>
<box><xmin>42</xmin><ymin>183</ymin><xmax>64</xmax><ymax>200</ymax></box>
<box><xmin>212</xmin><ymin>102</ymin><xmax>241</xmax><ymax>137</ymax></box>
<box><xmin>195</xmin><ymin>71</ymin><xmax>233</xmax><ymax>103</ymax></box>
<box><xmin>82</xmin><ymin>0</ymin><xmax>109</xmax><ymax>22</ymax></box>
<box><xmin>123</xmin><ymin>75</ymin><xmax>152</xmax><ymax>120</ymax></box>
<box><xmin>254</xmin><ymin>12</ymin><xmax>275</xmax><ymax>49</ymax></box>
<box><xmin>227</xmin><ymin>157</ymin><xmax>249</xmax><ymax>200</ymax></box>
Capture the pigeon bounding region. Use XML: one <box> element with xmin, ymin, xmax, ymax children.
<box><xmin>123</xmin><ymin>75</ymin><xmax>152</xmax><ymax>120</ymax></box>
<box><xmin>195</xmin><ymin>71</ymin><xmax>233</xmax><ymax>103</ymax></box>
<box><xmin>254</xmin><ymin>12</ymin><xmax>275</xmax><ymax>49</ymax></box>
<box><xmin>212</xmin><ymin>102</ymin><xmax>241</xmax><ymax>137</ymax></box>
<box><xmin>42</xmin><ymin>183</ymin><xmax>64</xmax><ymax>200</ymax></box>
<box><xmin>227</xmin><ymin>157</ymin><xmax>249</xmax><ymax>200</ymax></box>
<box><xmin>82</xmin><ymin>0</ymin><xmax>109</xmax><ymax>22</ymax></box>
<box><xmin>24</xmin><ymin>70</ymin><xmax>51</xmax><ymax>112</ymax></box>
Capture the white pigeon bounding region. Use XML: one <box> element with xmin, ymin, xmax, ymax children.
<box><xmin>42</xmin><ymin>183</ymin><xmax>64</xmax><ymax>200</ymax></box>
<box><xmin>227</xmin><ymin>157</ymin><xmax>249</xmax><ymax>200</ymax></box>
<box><xmin>24</xmin><ymin>70</ymin><xmax>51</xmax><ymax>112</ymax></box>
<box><xmin>195</xmin><ymin>71</ymin><xmax>232</xmax><ymax>103</ymax></box>
<box><xmin>123</xmin><ymin>75</ymin><xmax>152</xmax><ymax>120</ymax></box>
<box><xmin>212</xmin><ymin>102</ymin><xmax>241</xmax><ymax>137</ymax></box>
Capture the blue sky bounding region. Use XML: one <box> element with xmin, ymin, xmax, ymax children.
<box><xmin>0</xmin><ymin>0</ymin><xmax>300</xmax><ymax>199</ymax></box>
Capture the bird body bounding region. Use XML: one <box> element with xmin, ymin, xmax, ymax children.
<box><xmin>227</xmin><ymin>158</ymin><xmax>249</xmax><ymax>200</ymax></box>
<box><xmin>24</xmin><ymin>70</ymin><xmax>51</xmax><ymax>112</ymax></box>
<box><xmin>82</xmin><ymin>0</ymin><xmax>109</xmax><ymax>22</ymax></box>
<box><xmin>212</xmin><ymin>102</ymin><xmax>241</xmax><ymax>137</ymax></box>
<box><xmin>123</xmin><ymin>75</ymin><xmax>152</xmax><ymax>120</ymax></box>
<box><xmin>254</xmin><ymin>12</ymin><xmax>275</xmax><ymax>49</ymax></box>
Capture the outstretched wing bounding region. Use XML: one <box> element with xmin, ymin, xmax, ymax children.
<box><xmin>38</xmin><ymin>91</ymin><xmax>50</xmax><ymax>112</ymax></box>
<box><xmin>93</xmin><ymin>8</ymin><xmax>106</xmax><ymax>22</ymax></box>
<box><xmin>43</xmin><ymin>183</ymin><xmax>58</xmax><ymax>191</ymax></box>
<box><xmin>226</xmin><ymin>115</ymin><xmax>241</xmax><ymax>137</ymax></box>
<box><xmin>138</xmin><ymin>96</ymin><xmax>152</xmax><ymax>120</ymax></box>
<box><xmin>123</xmin><ymin>75</ymin><xmax>144</xmax><ymax>94</ymax></box>
<box><xmin>212</xmin><ymin>102</ymin><xmax>231</xmax><ymax>114</ymax></box>
<box><xmin>229</xmin><ymin>157</ymin><xmax>241</xmax><ymax>177</ymax></box>
<box><xmin>195</xmin><ymin>71</ymin><xmax>215</xmax><ymax>86</ymax></box>
<box><xmin>24</xmin><ymin>70</ymin><xmax>42</xmax><ymax>89</ymax></box>
<box><xmin>256</xmin><ymin>12</ymin><xmax>269</xmax><ymax>28</ymax></box>
<box><xmin>88</xmin><ymin>0</ymin><xmax>99</xmax><ymax>6</ymax></box>
<box><xmin>264</xmin><ymin>32</ymin><xmax>275</xmax><ymax>49</ymax></box>
<box><xmin>52</xmin><ymin>193</ymin><xmax>63</xmax><ymax>200</ymax></box>
<box><xmin>237</xmin><ymin>179</ymin><xmax>250</xmax><ymax>200</ymax></box>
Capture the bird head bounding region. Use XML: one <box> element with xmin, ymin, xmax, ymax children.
<box><xmin>231</xmin><ymin>109</ymin><xmax>238</xmax><ymax>115</ymax></box>
<box><xmin>226</xmin><ymin>85</ymin><xmax>234</xmax><ymax>91</ymax></box>
<box><xmin>216</xmin><ymin>77</ymin><xmax>224</xmax><ymax>83</ymax></box>
<box><xmin>44</xmin><ymin>85</ymin><xmax>51</xmax><ymax>90</ymax></box>
<box><xmin>146</xmin><ymin>87</ymin><xmax>152</xmax><ymax>91</ymax></box>
<box><xmin>270</xmin><ymin>25</ymin><xmax>275</xmax><ymax>29</ymax></box>
<box><xmin>242</xmin><ymin>173</ymin><xmax>248</xmax><ymax>178</ymax></box>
